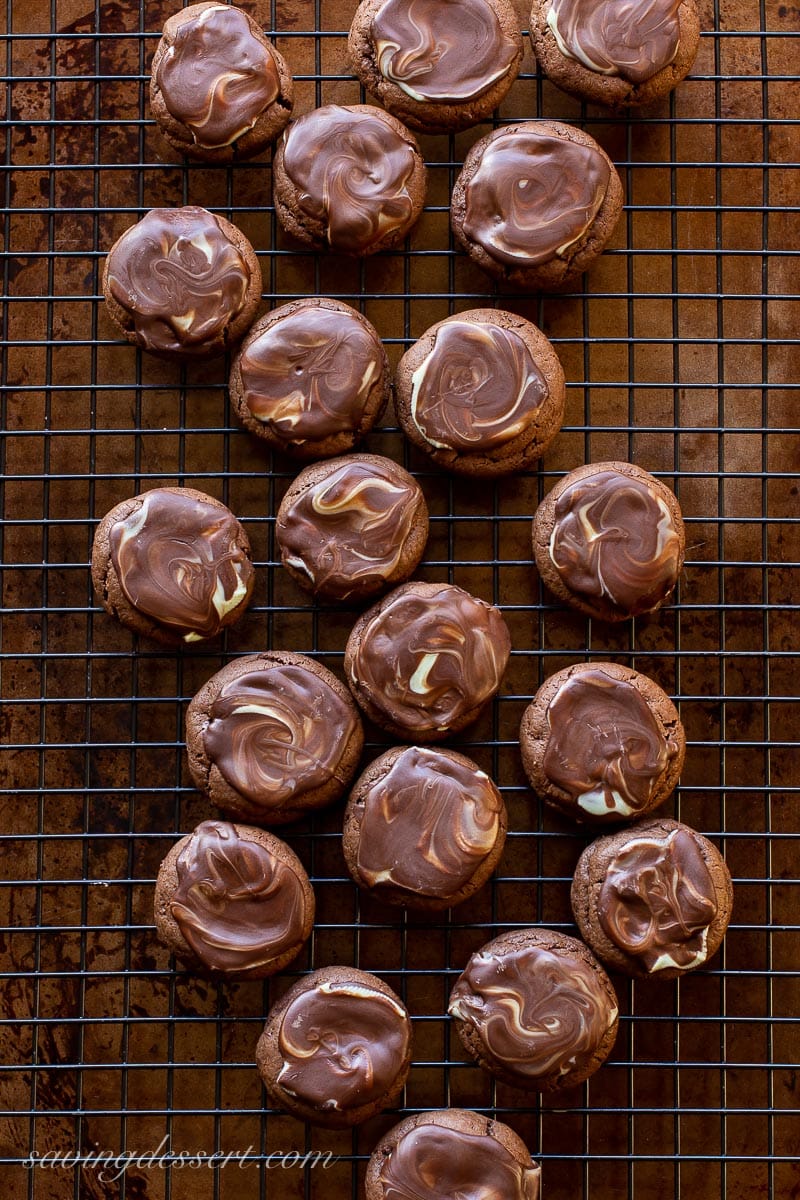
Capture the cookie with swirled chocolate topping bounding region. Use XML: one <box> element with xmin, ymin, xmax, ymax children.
<box><xmin>448</xmin><ymin>927</ymin><xmax>619</xmax><ymax>1092</ymax></box>
<box><xmin>571</xmin><ymin>818</ymin><xmax>734</xmax><ymax>979</ymax></box>
<box><xmin>348</xmin><ymin>0</ymin><xmax>523</xmax><ymax>133</ymax></box>
<box><xmin>520</xmin><ymin>662</ymin><xmax>685</xmax><ymax>824</ymax></box>
<box><xmin>102</xmin><ymin>206</ymin><xmax>262</xmax><ymax>359</ymax></box>
<box><xmin>344</xmin><ymin>581</ymin><xmax>511</xmax><ymax>742</ymax></box>
<box><xmin>256</xmin><ymin>965</ymin><xmax>412</xmax><ymax>1127</ymax></box>
<box><xmin>273</xmin><ymin>104</ymin><xmax>426</xmax><ymax>255</ymax></box>
<box><xmin>450</xmin><ymin>120</ymin><xmax>623</xmax><ymax>291</ymax></box>
<box><xmin>91</xmin><ymin>486</ymin><xmax>254</xmax><ymax>646</ymax></box>
<box><xmin>365</xmin><ymin>1108</ymin><xmax>541</xmax><ymax>1200</ymax></box>
<box><xmin>343</xmin><ymin>745</ymin><xmax>507</xmax><ymax>910</ymax></box>
<box><xmin>530</xmin><ymin>0</ymin><xmax>701</xmax><ymax>111</ymax></box>
<box><xmin>150</xmin><ymin>3</ymin><xmax>294</xmax><ymax>162</ymax></box>
<box><xmin>532</xmin><ymin>460</ymin><xmax>685</xmax><ymax>621</ymax></box>
<box><xmin>185</xmin><ymin>651</ymin><xmax>364</xmax><ymax>826</ymax></box>
<box><xmin>229</xmin><ymin>298</ymin><xmax>390</xmax><ymax>460</ymax></box>
<box><xmin>395</xmin><ymin>309</ymin><xmax>566</xmax><ymax>476</ymax></box>
<box><xmin>154</xmin><ymin>819</ymin><xmax>314</xmax><ymax>978</ymax></box>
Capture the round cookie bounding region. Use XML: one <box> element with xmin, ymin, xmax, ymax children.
<box><xmin>532</xmin><ymin>460</ymin><xmax>685</xmax><ymax>622</ymax></box>
<box><xmin>347</xmin><ymin>0</ymin><xmax>523</xmax><ymax>133</ymax></box>
<box><xmin>91</xmin><ymin>486</ymin><xmax>254</xmax><ymax>646</ymax></box>
<box><xmin>395</xmin><ymin>308</ymin><xmax>566</xmax><ymax>476</ymax></box>
<box><xmin>103</xmin><ymin>206</ymin><xmax>262</xmax><ymax>359</ymax></box>
<box><xmin>448</xmin><ymin>927</ymin><xmax>619</xmax><ymax>1092</ymax></box>
<box><xmin>275</xmin><ymin>454</ymin><xmax>429</xmax><ymax>604</ymax></box>
<box><xmin>365</xmin><ymin>1109</ymin><xmax>541</xmax><ymax>1200</ymax></box>
<box><xmin>344</xmin><ymin>581</ymin><xmax>511</xmax><ymax>742</ymax></box>
<box><xmin>450</xmin><ymin>120</ymin><xmax>623</xmax><ymax>291</ymax></box>
<box><xmin>520</xmin><ymin>662</ymin><xmax>685</xmax><ymax>824</ymax></box>
<box><xmin>530</xmin><ymin>0</ymin><xmax>701</xmax><ymax>111</ymax></box>
<box><xmin>571</xmin><ymin>817</ymin><xmax>734</xmax><ymax>980</ymax></box>
<box><xmin>185</xmin><ymin>651</ymin><xmax>364</xmax><ymax>826</ymax></box>
<box><xmin>273</xmin><ymin>104</ymin><xmax>426</xmax><ymax>255</ymax></box>
<box><xmin>150</xmin><ymin>2</ymin><xmax>293</xmax><ymax>162</ymax></box>
<box><xmin>229</xmin><ymin>298</ymin><xmax>390</xmax><ymax>460</ymax></box>
<box><xmin>343</xmin><ymin>745</ymin><xmax>507</xmax><ymax>910</ymax></box>
<box><xmin>154</xmin><ymin>819</ymin><xmax>314</xmax><ymax>979</ymax></box>
<box><xmin>256</xmin><ymin>966</ymin><xmax>412</xmax><ymax>1128</ymax></box>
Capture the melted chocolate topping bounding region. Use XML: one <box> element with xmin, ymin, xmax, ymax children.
<box><xmin>463</xmin><ymin>127</ymin><xmax>610</xmax><ymax>266</ymax></box>
<box><xmin>355</xmin><ymin>747</ymin><xmax>502</xmax><ymax>898</ymax></box>
<box><xmin>547</xmin><ymin>0</ymin><xmax>682</xmax><ymax>85</ymax></box>
<box><xmin>281</xmin><ymin>106</ymin><xmax>418</xmax><ymax>253</ymax></box>
<box><xmin>106</xmin><ymin>207</ymin><xmax>251</xmax><ymax>355</ymax></box>
<box><xmin>348</xmin><ymin>584</ymin><xmax>511</xmax><ymax>734</ymax></box>
<box><xmin>203</xmin><ymin>664</ymin><xmax>358</xmax><ymax>809</ymax></box>
<box><xmin>277</xmin><ymin>978</ymin><xmax>410</xmax><ymax>1110</ymax></box>
<box><xmin>170</xmin><ymin>821</ymin><xmax>307</xmax><ymax>972</ymax></box>
<box><xmin>239</xmin><ymin>306</ymin><xmax>383</xmax><ymax>442</ymax></box>
<box><xmin>598</xmin><ymin>827</ymin><xmax>719</xmax><ymax>972</ymax></box>
<box><xmin>547</xmin><ymin>468</ymin><xmax>682</xmax><ymax>615</ymax></box>
<box><xmin>449</xmin><ymin>943</ymin><xmax>616</xmax><ymax>1080</ymax></box>
<box><xmin>109</xmin><ymin>489</ymin><xmax>252</xmax><ymax>641</ymax></box>
<box><xmin>543</xmin><ymin>669</ymin><xmax>679</xmax><ymax>818</ymax></box>
<box><xmin>156</xmin><ymin>4</ymin><xmax>280</xmax><ymax>148</ymax></box>
<box><xmin>378</xmin><ymin>1122</ymin><xmax>541</xmax><ymax>1200</ymax></box>
<box><xmin>371</xmin><ymin>0</ymin><xmax>519</xmax><ymax>103</ymax></box>
<box><xmin>410</xmin><ymin>319</ymin><xmax>548</xmax><ymax>452</ymax></box>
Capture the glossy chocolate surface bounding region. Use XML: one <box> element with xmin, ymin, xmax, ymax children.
<box><xmin>547</xmin><ymin>0</ymin><xmax>681</xmax><ymax>84</ymax></box>
<box><xmin>378</xmin><ymin>1122</ymin><xmax>540</xmax><ymax>1200</ymax></box>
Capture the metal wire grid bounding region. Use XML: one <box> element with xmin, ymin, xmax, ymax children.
<box><xmin>0</xmin><ymin>0</ymin><xmax>798</xmax><ymax>1197</ymax></box>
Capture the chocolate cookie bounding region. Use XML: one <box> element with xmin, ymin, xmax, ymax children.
<box><xmin>150</xmin><ymin>3</ymin><xmax>293</xmax><ymax>162</ymax></box>
<box><xmin>256</xmin><ymin>966</ymin><xmax>412</xmax><ymax>1127</ymax></box>
<box><xmin>395</xmin><ymin>308</ymin><xmax>566</xmax><ymax>476</ymax></box>
<box><xmin>154</xmin><ymin>819</ymin><xmax>314</xmax><ymax>979</ymax></box>
<box><xmin>450</xmin><ymin>120</ymin><xmax>623</xmax><ymax>291</ymax></box>
<box><xmin>343</xmin><ymin>745</ymin><xmax>507</xmax><ymax>910</ymax></box>
<box><xmin>228</xmin><ymin>298</ymin><xmax>390</xmax><ymax>460</ymax></box>
<box><xmin>532</xmin><ymin>460</ymin><xmax>685</xmax><ymax>622</ymax></box>
<box><xmin>347</xmin><ymin>0</ymin><xmax>523</xmax><ymax>133</ymax></box>
<box><xmin>91</xmin><ymin>486</ymin><xmax>254</xmax><ymax>646</ymax></box>
<box><xmin>273</xmin><ymin>104</ymin><xmax>426</xmax><ymax>255</ymax></box>
<box><xmin>571</xmin><ymin>818</ymin><xmax>734</xmax><ymax>980</ymax></box>
<box><xmin>520</xmin><ymin>662</ymin><xmax>685</xmax><ymax>824</ymax></box>
<box><xmin>344</xmin><ymin>581</ymin><xmax>511</xmax><ymax>742</ymax></box>
<box><xmin>102</xmin><ymin>206</ymin><xmax>262</xmax><ymax>358</ymax></box>
<box><xmin>365</xmin><ymin>1109</ymin><xmax>541</xmax><ymax>1200</ymax></box>
<box><xmin>275</xmin><ymin>454</ymin><xmax>429</xmax><ymax>604</ymax></box>
<box><xmin>531</xmin><ymin>0</ymin><xmax>701</xmax><ymax>111</ymax></box>
<box><xmin>185</xmin><ymin>651</ymin><xmax>364</xmax><ymax>826</ymax></box>
<box><xmin>448</xmin><ymin>927</ymin><xmax>619</xmax><ymax>1092</ymax></box>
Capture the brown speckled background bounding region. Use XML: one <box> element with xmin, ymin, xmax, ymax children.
<box><xmin>1</xmin><ymin>1</ymin><xmax>798</xmax><ymax>1198</ymax></box>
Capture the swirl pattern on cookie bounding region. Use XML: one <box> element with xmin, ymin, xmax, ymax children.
<box><xmin>378</xmin><ymin>1123</ymin><xmax>541</xmax><ymax>1200</ymax></box>
<box><xmin>547</xmin><ymin>0</ymin><xmax>681</xmax><ymax>84</ymax></box>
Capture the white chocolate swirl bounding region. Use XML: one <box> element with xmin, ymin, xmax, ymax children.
<box><xmin>379</xmin><ymin>1122</ymin><xmax>541</xmax><ymax>1200</ymax></box>
<box><xmin>547</xmin><ymin>0</ymin><xmax>681</xmax><ymax>84</ymax></box>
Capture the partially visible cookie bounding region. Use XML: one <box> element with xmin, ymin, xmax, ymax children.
<box><xmin>450</xmin><ymin>120</ymin><xmax>623</xmax><ymax>291</ymax></box>
<box><xmin>185</xmin><ymin>651</ymin><xmax>364</xmax><ymax>826</ymax></box>
<box><xmin>343</xmin><ymin>745</ymin><xmax>507</xmax><ymax>910</ymax></box>
<box><xmin>348</xmin><ymin>0</ymin><xmax>523</xmax><ymax>133</ymax></box>
<box><xmin>530</xmin><ymin>0</ymin><xmax>701</xmax><ymax>111</ymax></box>
<box><xmin>520</xmin><ymin>662</ymin><xmax>685</xmax><ymax>824</ymax></box>
<box><xmin>229</xmin><ymin>298</ymin><xmax>390</xmax><ymax>459</ymax></box>
<box><xmin>273</xmin><ymin>104</ymin><xmax>426</xmax><ymax>255</ymax></box>
<box><xmin>256</xmin><ymin>966</ymin><xmax>412</xmax><ymax>1128</ymax></box>
<box><xmin>532</xmin><ymin>461</ymin><xmax>685</xmax><ymax>621</ymax></box>
<box><xmin>154</xmin><ymin>819</ymin><xmax>314</xmax><ymax>979</ymax></box>
<box><xmin>103</xmin><ymin>206</ymin><xmax>262</xmax><ymax>358</ymax></box>
<box><xmin>344</xmin><ymin>581</ymin><xmax>512</xmax><ymax>742</ymax></box>
<box><xmin>395</xmin><ymin>308</ymin><xmax>566</xmax><ymax>476</ymax></box>
<box><xmin>571</xmin><ymin>818</ymin><xmax>734</xmax><ymax>979</ymax></box>
<box><xmin>150</xmin><ymin>2</ymin><xmax>293</xmax><ymax>162</ymax></box>
<box><xmin>365</xmin><ymin>1109</ymin><xmax>541</xmax><ymax>1200</ymax></box>
<box><xmin>91</xmin><ymin>486</ymin><xmax>254</xmax><ymax>646</ymax></box>
<box><xmin>448</xmin><ymin>927</ymin><xmax>619</xmax><ymax>1092</ymax></box>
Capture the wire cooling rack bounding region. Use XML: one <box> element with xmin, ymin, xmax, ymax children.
<box><xmin>1</xmin><ymin>0</ymin><xmax>798</xmax><ymax>1197</ymax></box>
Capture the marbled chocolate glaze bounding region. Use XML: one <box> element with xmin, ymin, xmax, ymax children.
<box><xmin>378</xmin><ymin>1122</ymin><xmax>540</xmax><ymax>1200</ymax></box>
<box><xmin>547</xmin><ymin>0</ymin><xmax>681</xmax><ymax>84</ymax></box>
